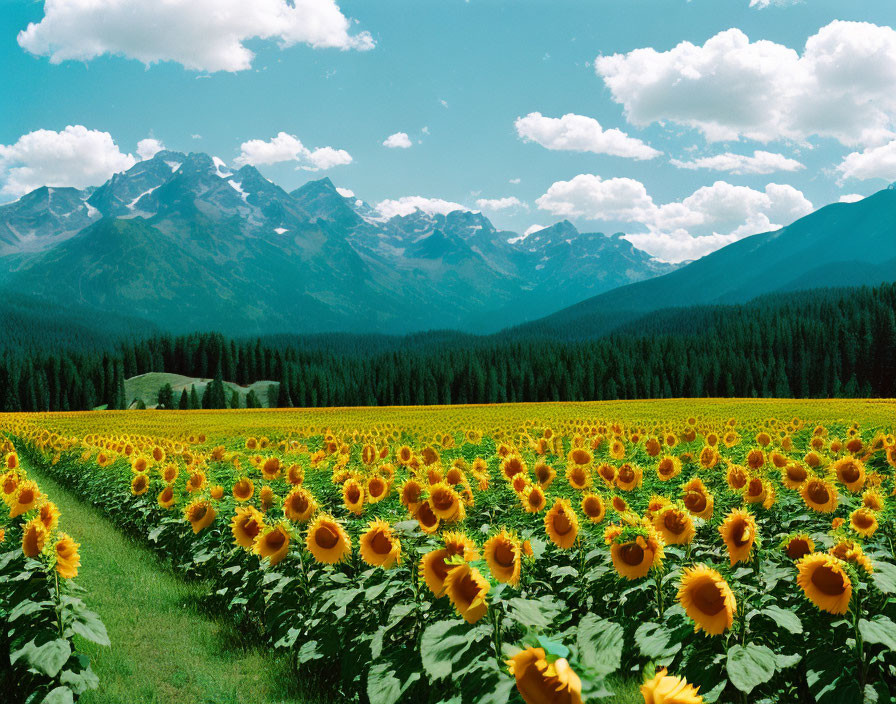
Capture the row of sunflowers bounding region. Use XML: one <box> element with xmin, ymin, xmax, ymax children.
<box><xmin>0</xmin><ymin>441</ymin><xmax>108</xmax><ymax>704</ymax></box>
<box><xmin>2</xmin><ymin>401</ymin><xmax>896</xmax><ymax>703</ymax></box>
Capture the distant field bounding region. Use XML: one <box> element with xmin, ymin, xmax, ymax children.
<box><xmin>124</xmin><ymin>371</ymin><xmax>278</xmax><ymax>409</ymax></box>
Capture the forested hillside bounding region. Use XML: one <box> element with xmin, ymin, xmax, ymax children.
<box><xmin>1</xmin><ymin>284</ymin><xmax>893</xmax><ymax>411</ymax></box>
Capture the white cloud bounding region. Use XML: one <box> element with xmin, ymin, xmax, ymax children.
<box><xmin>524</xmin><ymin>224</ymin><xmax>545</xmax><ymax>236</ymax></box>
<box><xmin>514</xmin><ymin>112</ymin><xmax>660</xmax><ymax>160</ymax></box>
<box><xmin>234</xmin><ymin>132</ymin><xmax>352</xmax><ymax>171</ymax></box>
<box><xmin>17</xmin><ymin>0</ymin><xmax>373</xmax><ymax>73</ymax></box>
<box><xmin>509</xmin><ymin>178</ymin><xmax>521</xmax><ymax>184</ymax></box>
<box><xmin>670</xmin><ymin>150</ymin><xmax>804</xmax><ymax>175</ymax></box>
<box><xmin>536</xmin><ymin>174</ymin><xmax>813</xmax><ymax>262</ymax></box>
<box><xmin>749</xmin><ymin>0</ymin><xmax>801</xmax><ymax>7</ymax></box>
<box><xmin>136</xmin><ymin>138</ymin><xmax>165</xmax><ymax>161</ymax></box>
<box><xmin>836</xmin><ymin>139</ymin><xmax>896</xmax><ymax>181</ymax></box>
<box><xmin>382</xmin><ymin>132</ymin><xmax>412</xmax><ymax>149</ymax></box>
<box><xmin>336</xmin><ymin>187</ymin><xmax>354</xmax><ymax>198</ymax></box>
<box><xmin>0</xmin><ymin>125</ymin><xmax>136</xmax><ymax>198</ymax></box>
<box><xmin>839</xmin><ymin>194</ymin><xmax>865</xmax><ymax>203</ymax></box>
<box><xmin>595</xmin><ymin>21</ymin><xmax>896</xmax><ymax>147</ymax></box>
<box><xmin>375</xmin><ymin>196</ymin><xmax>467</xmax><ymax>219</ymax></box>
<box><xmin>475</xmin><ymin>196</ymin><xmax>525</xmax><ymax>211</ymax></box>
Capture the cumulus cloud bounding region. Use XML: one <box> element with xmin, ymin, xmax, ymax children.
<box><xmin>17</xmin><ymin>0</ymin><xmax>374</xmax><ymax>73</ymax></box>
<box><xmin>749</xmin><ymin>0</ymin><xmax>801</xmax><ymax>7</ymax></box>
<box><xmin>0</xmin><ymin>125</ymin><xmax>136</xmax><ymax>198</ymax></box>
<box><xmin>670</xmin><ymin>150</ymin><xmax>804</xmax><ymax>175</ymax></box>
<box><xmin>536</xmin><ymin>174</ymin><xmax>813</xmax><ymax>262</ymax></box>
<box><xmin>839</xmin><ymin>194</ymin><xmax>865</xmax><ymax>203</ymax></box>
<box><xmin>515</xmin><ymin>112</ymin><xmax>660</xmax><ymax>160</ymax></box>
<box><xmin>136</xmin><ymin>138</ymin><xmax>165</xmax><ymax>161</ymax></box>
<box><xmin>475</xmin><ymin>196</ymin><xmax>525</xmax><ymax>211</ymax></box>
<box><xmin>234</xmin><ymin>132</ymin><xmax>352</xmax><ymax>171</ymax></box>
<box><xmin>382</xmin><ymin>132</ymin><xmax>412</xmax><ymax>149</ymax></box>
<box><xmin>836</xmin><ymin>139</ymin><xmax>896</xmax><ymax>181</ymax></box>
<box><xmin>374</xmin><ymin>196</ymin><xmax>467</xmax><ymax>219</ymax></box>
<box><xmin>594</xmin><ymin>21</ymin><xmax>896</xmax><ymax>146</ymax></box>
<box><xmin>335</xmin><ymin>187</ymin><xmax>355</xmax><ymax>198</ymax></box>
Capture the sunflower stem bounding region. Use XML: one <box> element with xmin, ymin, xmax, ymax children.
<box><xmin>853</xmin><ymin>589</ymin><xmax>867</xmax><ymax>689</ymax></box>
<box><xmin>653</xmin><ymin>569</ymin><xmax>665</xmax><ymax>619</ymax></box>
<box><xmin>53</xmin><ymin>568</ymin><xmax>64</xmax><ymax>638</ymax></box>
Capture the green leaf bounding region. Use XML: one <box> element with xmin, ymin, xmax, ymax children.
<box><xmin>504</xmin><ymin>596</ymin><xmax>561</xmax><ymax>630</ymax></box>
<box><xmin>726</xmin><ymin>643</ymin><xmax>776</xmax><ymax>695</ymax></box>
<box><xmin>859</xmin><ymin>616</ymin><xmax>896</xmax><ymax>651</ymax></box>
<box><xmin>64</xmin><ymin>604</ymin><xmax>110</xmax><ymax>646</ymax></box>
<box><xmin>421</xmin><ymin>620</ymin><xmax>477</xmax><ymax>680</ymax></box>
<box><xmin>634</xmin><ymin>622</ymin><xmax>681</xmax><ymax>660</ymax></box>
<box><xmin>12</xmin><ymin>638</ymin><xmax>72</xmax><ymax>678</ymax></box>
<box><xmin>577</xmin><ymin>614</ymin><xmax>623</xmax><ymax>676</ymax></box>
<box><xmin>41</xmin><ymin>687</ymin><xmax>74</xmax><ymax>704</ymax></box>
<box><xmin>760</xmin><ymin>605</ymin><xmax>802</xmax><ymax>635</ymax></box>
<box><xmin>871</xmin><ymin>561</ymin><xmax>896</xmax><ymax>595</ymax></box>
<box><xmin>367</xmin><ymin>659</ymin><xmax>421</xmax><ymax>704</ymax></box>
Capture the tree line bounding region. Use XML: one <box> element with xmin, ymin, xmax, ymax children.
<box><xmin>0</xmin><ymin>284</ymin><xmax>893</xmax><ymax>411</ymax></box>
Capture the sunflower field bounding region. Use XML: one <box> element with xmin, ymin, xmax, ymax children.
<box><xmin>2</xmin><ymin>398</ymin><xmax>896</xmax><ymax>704</ymax></box>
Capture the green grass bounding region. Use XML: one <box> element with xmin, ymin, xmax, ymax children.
<box><xmin>124</xmin><ymin>372</ymin><xmax>277</xmax><ymax>410</ymax></box>
<box><xmin>24</xmin><ymin>459</ymin><xmax>313</xmax><ymax>704</ymax></box>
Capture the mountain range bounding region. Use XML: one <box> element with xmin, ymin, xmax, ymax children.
<box><xmin>0</xmin><ymin>150</ymin><xmax>893</xmax><ymax>337</ymax></box>
<box><xmin>0</xmin><ymin>151</ymin><xmax>674</xmax><ymax>334</ymax></box>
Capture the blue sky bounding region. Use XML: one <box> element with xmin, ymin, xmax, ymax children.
<box><xmin>2</xmin><ymin>0</ymin><xmax>896</xmax><ymax>261</ymax></box>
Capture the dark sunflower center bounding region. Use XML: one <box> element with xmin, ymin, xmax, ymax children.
<box><xmin>684</xmin><ymin>492</ymin><xmax>706</xmax><ymax>512</ymax></box>
<box><xmin>315</xmin><ymin>524</ymin><xmax>339</xmax><ymax>550</ymax></box>
<box><xmin>839</xmin><ymin>463</ymin><xmax>860</xmax><ymax>483</ymax></box>
<box><xmin>811</xmin><ymin>565</ymin><xmax>846</xmax><ymax>596</ymax></box>
<box><xmin>290</xmin><ymin>495</ymin><xmax>308</xmax><ymax>513</ymax></box>
<box><xmin>457</xmin><ymin>573</ymin><xmax>480</xmax><ymax>605</ymax></box>
<box><xmin>494</xmin><ymin>543</ymin><xmax>515</xmax><ymax>567</ymax></box>
<box><xmin>807</xmin><ymin>482</ymin><xmax>830</xmax><ymax>504</ymax></box>
<box><xmin>693</xmin><ymin>580</ymin><xmax>726</xmax><ymax>615</ymax></box>
<box><xmin>553</xmin><ymin>511</ymin><xmax>572</xmax><ymax>535</ymax></box>
<box><xmin>731</xmin><ymin>521</ymin><xmax>750</xmax><ymax>547</ymax></box>
<box><xmin>266</xmin><ymin>530</ymin><xmax>286</xmax><ymax>550</ymax></box>
<box><xmin>620</xmin><ymin>543</ymin><xmax>645</xmax><ymax>566</ymax></box>
<box><xmin>664</xmin><ymin>512</ymin><xmax>686</xmax><ymax>535</ymax></box>
<box><xmin>787</xmin><ymin>465</ymin><xmax>807</xmax><ymax>482</ymax></box>
<box><xmin>786</xmin><ymin>539</ymin><xmax>810</xmax><ymax>559</ymax></box>
<box><xmin>618</xmin><ymin>465</ymin><xmax>634</xmax><ymax>483</ymax></box>
<box><xmin>371</xmin><ymin>531</ymin><xmax>393</xmax><ymax>555</ymax></box>
<box><xmin>584</xmin><ymin>498</ymin><xmax>601</xmax><ymax>516</ymax></box>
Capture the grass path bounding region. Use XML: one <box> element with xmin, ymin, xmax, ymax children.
<box><xmin>24</xmin><ymin>458</ymin><xmax>309</xmax><ymax>704</ymax></box>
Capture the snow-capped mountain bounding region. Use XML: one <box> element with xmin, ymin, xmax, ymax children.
<box><xmin>0</xmin><ymin>151</ymin><xmax>677</xmax><ymax>334</ymax></box>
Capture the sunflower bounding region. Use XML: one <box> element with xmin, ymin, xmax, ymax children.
<box><xmin>286</xmin><ymin>464</ymin><xmax>304</xmax><ymax>485</ymax></box>
<box><xmin>523</xmin><ymin>485</ymin><xmax>547</xmax><ymax>513</ymax></box>
<box><xmin>544</xmin><ymin>498</ymin><xmax>579</xmax><ymax>549</ymax></box>
<box><xmin>210</xmin><ymin>485</ymin><xmax>224</xmax><ymax>500</ymax></box>
<box><xmin>414</xmin><ymin>501</ymin><xmax>441</xmax><ymax>534</ymax></box>
<box><xmin>609</xmin><ymin>438</ymin><xmax>627</xmax><ymax>459</ymax></box>
<box><xmin>306</xmin><ymin>514</ymin><xmax>352</xmax><ymax>564</ymax></box>
<box><xmin>615</xmin><ymin>463</ymin><xmax>642</xmax><ymax>492</ymax></box>
<box><xmin>743</xmin><ymin>477</ymin><xmax>775</xmax><ymax>509</ymax></box>
<box><xmin>366</xmin><ymin>475</ymin><xmax>389</xmax><ymax>504</ymax></box>
<box><xmin>640</xmin><ymin>669</ymin><xmax>702</xmax><ymax>704</ymax></box>
<box><xmin>38</xmin><ymin>501</ymin><xmax>60</xmax><ymax>532</ymax></box>
<box><xmin>359</xmin><ymin>518</ymin><xmax>402</xmax><ymax>569</ymax></box>
<box><xmin>343</xmin><ymin>478</ymin><xmax>365</xmax><ymax>515</ymax></box>
<box><xmin>22</xmin><ymin>517</ymin><xmax>48</xmax><ymax>558</ymax></box>
<box><xmin>610</xmin><ymin>528</ymin><xmax>663</xmax><ymax>580</ymax></box>
<box><xmin>254</xmin><ymin>523</ymin><xmax>291</xmax><ymax>566</ymax></box>
<box><xmin>9</xmin><ymin>480</ymin><xmax>41</xmax><ymax>518</ymax></box>
<box><xmin>719</xmin><ymin>509</ymin><xmax>757</xmax><ymax>565</ymax></box>
<box><xmin>1</xmin><ymin>471</ymin><xmax>20</xmax><ymax>504</ymax></box>
<box><xmin>830</xmin><ymin>539</ymin><xmax>874</xmax><ymax>575</ymax></box>
<box><xmin>698</xmin><ymin>446</ymin><xmax>719</xmax><ymax>470</ymax></box>
<box><xmin>443</xmin><ymin>563</ymin><xmax>489</xmax><ymax>624</ymax></box>
<box><xmin>260</xmin><ymin>457</ymin><xmax>282</xmax><ymax>481</ymax></box>
<box><xmin>677</xmin><ymin>565</ymin><xmax>736</xmax><ymax>635</ymax></box>
<box><xmin>646</xmin><ymin>495</ymin><xmax>670</xmax><ymax>520</ymax></box>
<box><xmin>530</xmin><ymin>462</ymin><xmax>554</xmax><ymax>490</ymax></box>
<box><xmin>130</xmin><ymin>473</ymin><xmax>149</xmax><ymax>496</ymax></box>
<box><xmin>656</xmin><ymin>456</ymin><xmax>682</xmax><ymax>481</ymax></box>
<box><xmin>420</xmin><ymin>549</ymin><xmax>456</xmax><ymax>597</ymax></box>
<box><xmin>501</xmin><ymin>455</ymin><xmax>527</xmax><ymax>482</ymax></box>
<box><xmin>849</xmin><ymin>508</ymin><xmax>878</xmax><ymax>537</ymax></box>
<box><xmin>681</xmin><ymin>478</ymin><xmax>714</xmax><ymax>520</ymax></box>
<box><xmin>512</xmin><ymin>473</ymin><xmax>531</xmax><ymax>494</ymax></box>
<box><xmin>726</xmin><ymin>465</ymin><xmax>747</xmax><ymax>491</ymax></box>
<box><xmin>54</xmin><ymin>533</ymin><xmax>81</xmax><ymax>579</ymax></box>
<box><xmin>654</xmin><ymin>505</ymin><xmax>695</xmax><ymax>545</ymax></box>
<box><xmin>566</xmin><ymin>464</ymin><xmax>592</xmax><ymax>491</ymax></box>
<box><xmin>597</xmin><ymin>463</ymin><xmax>617</xmax><ymax>486</ymax></box>
<box><xmin>781</xmin><ymin>462</ymin><xmax>808</xmax><ymax>489</ymax></box>
<box><xmin>832</xmin><ymin>457</ymin><xmax>865</xmax><ymax>492</ymax></box>
<box><xmin>400</xmin><ymin>478</ymin><xmax>423</xmax><ymax>514</ymax></box>
<box><xmin>483</xmin><ymin>529</ymin><xmax>521</xmax><ymax>585</ymax></box>
<box><xmin>581</xmin><ymin>493</ymin><xmax>606</xmax><ymax>523</ymax></box>
<box><xmin>861</xmin><ymin>488</ymin><xmax>885</xmax><ymax>512</ymax></box>
<box><xmin>429</xmin><ymin>483</ymin><xmax>464</xmax><ymax>522</ymax></box>
<box><xmin>800</xmin><ymin>478</ymin><xmax>838</xmax><ymax>513</ymax></box>
<box><xmin>231</xmin><ymin>506</ymin><xmax>265</xmax><ymax>549</ymax></box>
<box><xmin>796</xmin><ymin>553</ymin><xmax>852</xmax><ymax>614</ymax></box>
<box><xmin>396</xmin><ymin>445</ymin><xmax>414</xmax><ymax>466</ymax></box>
<box><xmin>611</xmin><ymin>495</ymin><xmax>629</xmax><ymax>514</ymax></box>
<box><xmin>184</xmin><ymin>499</ymin><xmax>216</xmax><ymax>533</ymax></box>
<box><xmin>645</xmin><ymin>437</ymin><xmax>662</xmax><ymax>457</ymax></box>
<box><xmin>783</xmin><ymin>533</ymin><xmax>814</xmax><ymax>560</ymax></box>
<box><xmin>506</xmin><ymin>647</ymin><xmax>583</xmax><ymax>704</ymax></box>
<box><xmin>567</xmin><ymin>447</ymin><xmax>592</xmax><ymax>466</ymax></box>
<box><xmin>283</xmin><ymin>487</ymin><xmax>317</xmax><ymax>523</ymax></box>
<box><xmin>157</xmin><ymin>486</ymin><xmax>176</xmax><ymax>509</ymax></box>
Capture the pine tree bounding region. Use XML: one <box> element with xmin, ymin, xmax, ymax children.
<box><xmin>179</xmin><ymin>388</ymin><xmax>190</xmax><ymax>410</ymax></box>
<box><xmin>190</xmin><ymin>385</ymin><xmax>200</xmax><ymax>409</ymax></box>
